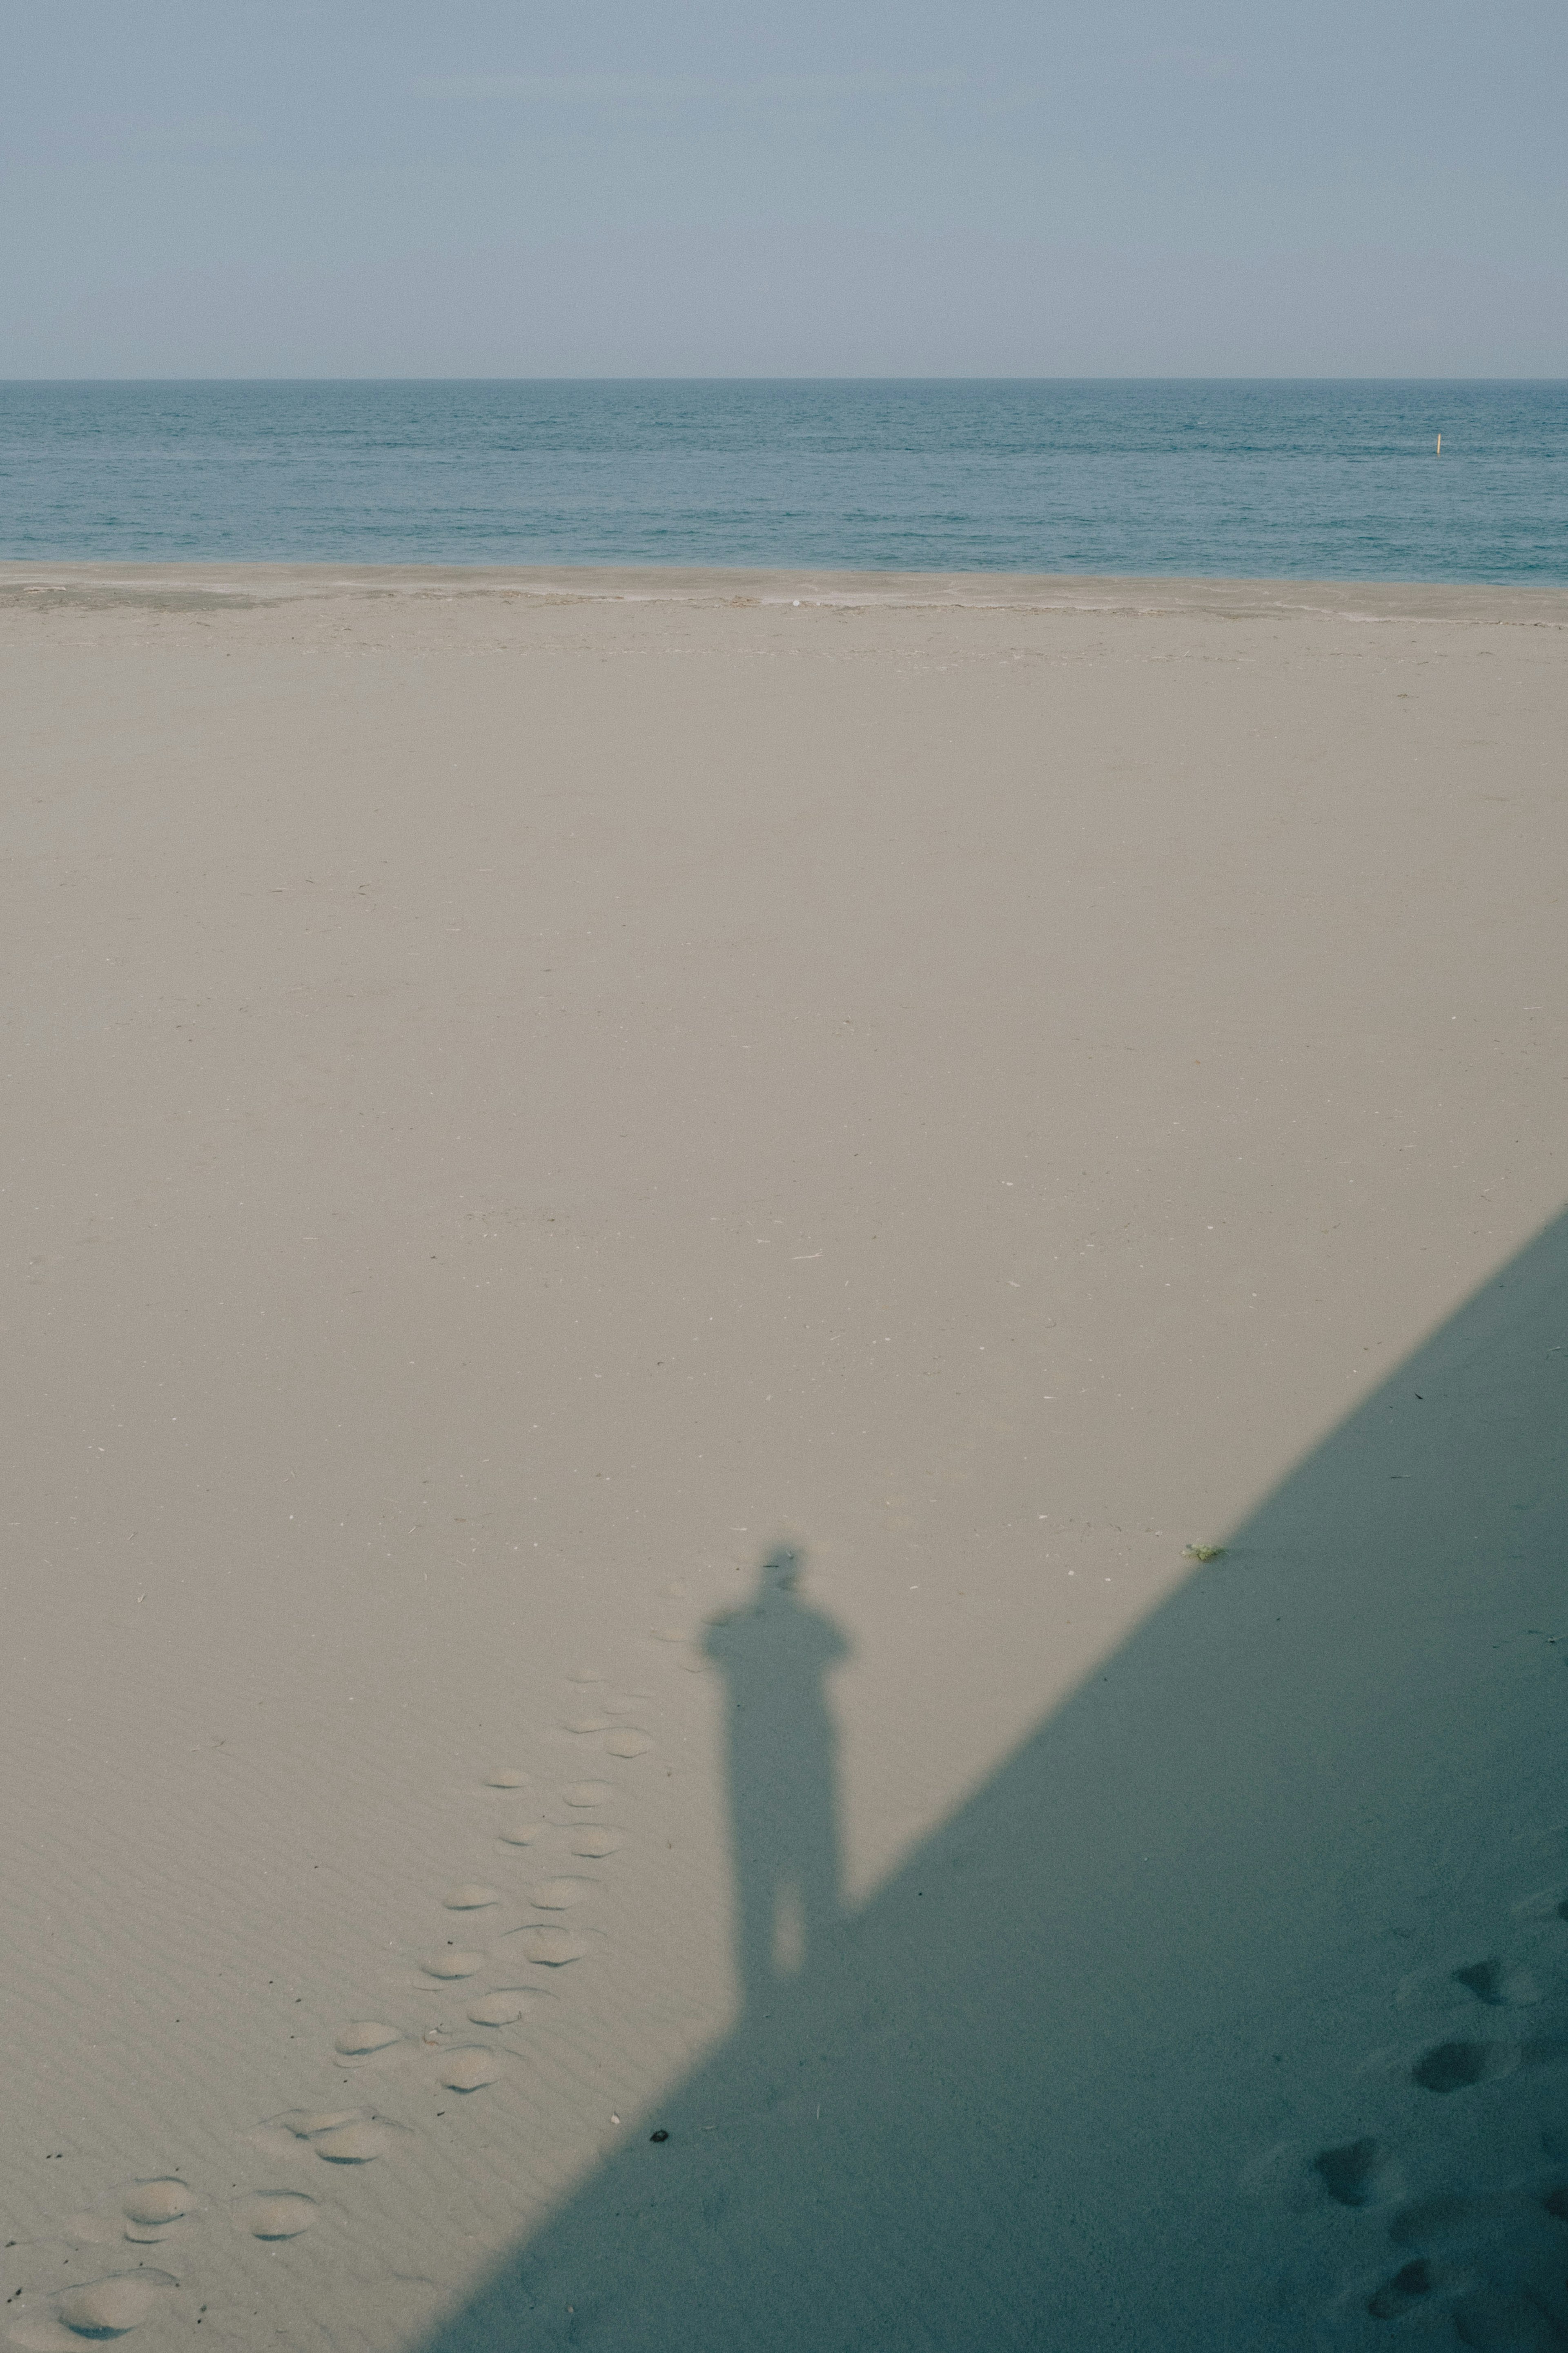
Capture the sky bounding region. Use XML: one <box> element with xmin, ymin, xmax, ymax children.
<box><xmin>3</xmin><ymin>0</ymin><xmax>1566</xmax><ymax>378</ymax></box>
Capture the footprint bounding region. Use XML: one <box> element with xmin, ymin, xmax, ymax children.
<box><xmin>313</xmin><ymin>2121</ymin><xmax>396</xmax><ymax>2165</ymax></box>
<box><xmin>530</xmin><ymin>1879</ymin><xmax>593</xmax><ymax>1910</ymax></box>
<box><xmin>466</xmin><ymin>1993</ymin><xmax>533</xmax><ymax>2027</ymax></box>
<box><xmin>40</xmin><ymin>2271</ymin><xmax>177</xmax><ymax>2340</ymax></box>
<box><xmin>61</xmin><ymin>2186</ymin><xmax>192</xmax><ymax>2253</ymax></box>
<box><xmin>568</xmin><ymin>1667</ymin><xmax>604</xmax><ymax>1685</ymax></box>
<box><xmin>649</xmin><ymin>1628</ymin><xmax>686</xmax><ymax>1644</ymax></box>
<box><xmin>602</xmin><ymin>1695</ymin><xmax>643</xmax><ymax>1717</ymax></box>
<box><xmin>117</xmin><ymin>2182</ymin><xmax>190</xmax><ymax>2235</ymax></box>
<box><xmin>496</xmin><ymin>1821</ymin><xmax>547</xmax><ymax>1846</ymax></box>
<box><xmin>1366</xmin><ymin>2258</ymin><xmax>1443</xmax><ymax>2320</ymax></box>
<box><xmin>114</xmin><ymin>2165</ymin><xmax>194</xmax><ymax>2240</ymax></box>
<box><xmin>483</xmin><ymin>1769</ymin><xmax>529</xmax><ymax>1789</ymax></box>
<box><xmin>1312</xmin><ymin>2137</ymin><xmax>1403</xmax><ymax>2208</ymax></box>
<box><xmin>569</xmin><ymin>1829</ymin><xmax>622</xmax><ymax>1858</ymax></box>
<box><xmin>1457</xmin><ymin>1959</ymin><xmax>1546</xmax><ymax>2008</ymax></box>
<box><xmin>442</xmin><ymin>1885</ymin><xmax>499</xmax><ymax>1911</ymax></box>
<box><xmin>334</xmin><ymin>2023</ymin><xmax>401</xmax><ymax>2056</ymax></box>
<box><xmin>236</xmin><ymin>2192</ymin><xmax>316</xmax><ymax>2240</ymax></box>
<box><xmin>1413</xmin><ymin>2042</ymin><xmax>1519</xmax><ymax>2094</ymax></box>
<box><xmin>439</xmin><ymin>2050</ymin><xmax>501</xmax><ymax>2093</ymax></box>
<box><xmin>604</xmin><ymin>1731</ymin><xmax>651</xmax><ymax>1759</ymax></box>
<box><xmin>420</xmin><ymin>1950</ymin><xmax>486</xmax><ymax>1979</ymax></box>
<box><xmin>564</xmin><ymin>1714</ymin><xmax>612</xmax><ymax>1735</ymax></box>
<box><xmin>512</xmin><ymin>1927</ymin><xmax>588</xmax><ymax>1967</ymax></box>
<box><xmin>561</xmin><ymin>1782</ymin><xmax>612</xmax><ymax>1808</ymax></box>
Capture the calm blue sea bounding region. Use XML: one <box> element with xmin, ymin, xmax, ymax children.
<box><xmin>1</xmin><ymin>380</ymin><xmax>1565</xmax><ymax>583</ymax></box>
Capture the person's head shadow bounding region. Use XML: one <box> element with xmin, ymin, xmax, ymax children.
<box><xmin>703</xmin><ymin>1546</ymin><xmax>852</xmax><ymax>2008</ymax></box>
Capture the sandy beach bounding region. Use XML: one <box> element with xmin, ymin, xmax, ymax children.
<box><xmin>3</xmin><ymin>564</ymin><xmax>1567</xmax><ymax>2352</ymax></box>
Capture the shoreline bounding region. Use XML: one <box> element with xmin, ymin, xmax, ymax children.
<box><xmin>2</xmin><ymin>557</ymin><xmax>1567</xmax><ymax>625</ymax></box>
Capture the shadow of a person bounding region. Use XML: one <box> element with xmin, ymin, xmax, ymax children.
<box><xmin>704</xmin><ymin>1546</ymin><xmax>851</xmax><ymax>2010</ymax></box>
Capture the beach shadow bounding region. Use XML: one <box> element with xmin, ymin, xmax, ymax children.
<box><xmin>703</xmin><ymin>1546</ymin><xmax>851</xmax><ymax>2007</ymax></box>
<box><xmin>421</xmin><ymin>1209</ymin><xmax>1568</xmax><ymax>2353</ymax></box>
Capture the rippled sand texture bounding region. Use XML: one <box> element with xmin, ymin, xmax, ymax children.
<box><xmin>2</xmin><ymin>570</ymin><xmax>1566</xmax><ymax>2352</ymax></box>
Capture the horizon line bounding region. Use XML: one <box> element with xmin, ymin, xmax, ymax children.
<box><xmin>2</xmin><ymin>373</ymin><xmax>1566</xmax><ymax>388</ymax></box>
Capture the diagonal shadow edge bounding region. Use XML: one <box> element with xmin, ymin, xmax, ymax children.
<box><xmin>421</xmin><ymin>1207</ymin><xmax>1568</xmax><ymax>2353</ymax></box>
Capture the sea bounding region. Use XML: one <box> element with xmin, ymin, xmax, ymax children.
<box><xmin>1</xmin><ymin>379</ymin><xmax>1564</xmax><ymax>583</ymax></box>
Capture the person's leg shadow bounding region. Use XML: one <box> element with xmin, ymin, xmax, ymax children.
<box><xmin>703</xmin><ymin>1546</ymin><xmax>852</xmax><ymax>2009</ymax></box>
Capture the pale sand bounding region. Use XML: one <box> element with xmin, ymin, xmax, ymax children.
<box><xmin>1</xmin><ymin>566</ymin><xmax>1566</xmax><ymax>2351</ymax></box>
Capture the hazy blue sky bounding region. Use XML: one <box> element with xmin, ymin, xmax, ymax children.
<box><xmin>4</xmin><ymin>0</ymin><xmax>1565</xmax><ymax>377</ymax></box>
